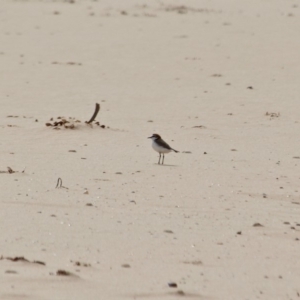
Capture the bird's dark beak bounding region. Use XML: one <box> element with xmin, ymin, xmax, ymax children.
<box><xmin>147</xmin><ymin>136</ymin><xmax>152</xmax><ymax>139</ymax></box>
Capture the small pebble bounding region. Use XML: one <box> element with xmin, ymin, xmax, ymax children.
<box><xmin>168</xmin><ymin>282</ymin><xmax>177</xmax><ymax>288</ymax></box>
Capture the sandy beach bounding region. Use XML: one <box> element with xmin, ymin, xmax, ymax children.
<box><xmin>0</xmin><ymin>0</ymin><xmax>300</xmax><ymax>299</ymax></box>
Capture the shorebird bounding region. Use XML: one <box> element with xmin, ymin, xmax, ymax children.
<box><xmin>148</xmin><ymin>133</ymin><xmax>179</xmax><ymax>164</ymax></box>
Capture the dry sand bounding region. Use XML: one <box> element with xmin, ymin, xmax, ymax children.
<box><xmin>0</xmin><ymin>0</ymin><xmax>300</xmax><ymax>299</ymax></box>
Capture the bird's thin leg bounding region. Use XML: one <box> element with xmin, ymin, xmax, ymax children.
<box><xmin>158</xmin><ymin>153</ymin><xmax>161</xmax><ymax>164</ymax></box>
<box><xmin>162</xmin><ymin>154</ymin><xmax>165</xmax><ymax>165</ymax></box>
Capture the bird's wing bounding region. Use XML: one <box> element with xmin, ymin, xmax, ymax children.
<box><xmin>156</xmin><ymin>139</ymin><xmax>173</xmax><ymax>150</ymax></box>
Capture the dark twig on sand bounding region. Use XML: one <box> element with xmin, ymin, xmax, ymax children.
<box><xmin>55</xmin><ymin>178</ymin><xmax>68</xmax><ymax>189</ymax></box>
<box><xmin>86</xmin><ymin>103</ymin><xmax>100</xmax><ymax>124</ymax></box>
<box><xmin>46</xmin><ymin>103</ymin><xmax>106</xmax><ymax>129</ymax></box>
<box><xmin>56</xmin><ymin>178</ymin><xmax>62</xmax><ymax>188</ymax></box>
<box><xmin>0</xmin><ymin>167</ymin><xmax>25</xmax><ymax>174</ymax></box>
<box><xmin>0</xmin><ymin>256</ymin><xmax>46</xmax><ymax>266</ymax></box>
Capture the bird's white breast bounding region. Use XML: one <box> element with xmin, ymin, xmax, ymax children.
<box><xmin>152</xmin><ymin>140</ymin><xmax>171</xmax><ymax>154</ymax></box>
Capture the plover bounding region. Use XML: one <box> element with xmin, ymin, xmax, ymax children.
<box><xmin>148</xmin><ymin>133</ymin><xmax>179</xmax><ymax>165</ymax></box>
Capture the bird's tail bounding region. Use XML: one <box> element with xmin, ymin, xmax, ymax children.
<box><xmin>172</xmin><ymin>149</ymin><xmax>179</xmax><ymax>153</ymax></box>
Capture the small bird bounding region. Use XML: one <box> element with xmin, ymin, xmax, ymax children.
<box><xmin>148</xmin><ymin>133</ymin><xmax>179</xmax><ymax>165</ymax></box>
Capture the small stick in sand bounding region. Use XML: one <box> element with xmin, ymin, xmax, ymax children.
<box><xmin>55</xmin><ymin>177</ymin><xmax>68</xmax><ymax>189</ymax></box>
<box><xmin>86</xmin><ymin>103</ymin><xmax>100</xmax><ymax>124</ymax></box>
<box><xmin>56</xmin><ymin>178</ymin><xmax>63</xmax><ymax>188</ymax></box>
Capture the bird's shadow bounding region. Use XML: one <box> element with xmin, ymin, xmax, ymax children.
<box><xmin>154</xmin><ymin>164</ymin><xmax>177</xmax><ymax>167</ymax></box>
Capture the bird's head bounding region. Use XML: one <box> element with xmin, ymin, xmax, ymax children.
<box><xmin>148</xmin><ymin>133</ymin><xmax>161</xmax><ymax>140</ymax></box>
